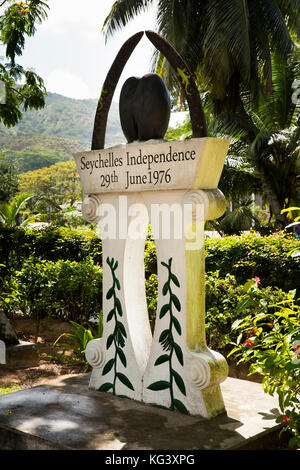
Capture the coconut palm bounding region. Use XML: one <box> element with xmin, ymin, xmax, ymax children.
<box><xmin>214</xmin><ymin>51</ymin><xmax>300</xmax><ymax>227</ymax></box>
<box><xmin>103</xmin><ymin>0</ymin><xmax>299</xmax><ymax>111</ymax></box>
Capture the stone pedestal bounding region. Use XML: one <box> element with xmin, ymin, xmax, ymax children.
<box><xmin>0</xmin><ymin>341</ymin><xmax>39</xmax><ymax>369</ymax></box>
<box><xmin>75</xmin><ymin>137</ymin><xmax>230</xmax><ymax>418</ymax></box>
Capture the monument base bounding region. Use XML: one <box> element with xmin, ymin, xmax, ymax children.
<box><xmin>0</xmin><ymin>341</ymin><xmax>39</xmax><ymax>369</ymax></box>
<box><xmin>0</xmin><ymin>374</ymin><xmax>283</xmax><ymax>450</ymax></box>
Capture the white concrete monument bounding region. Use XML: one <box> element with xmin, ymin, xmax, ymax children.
<box><xmin>75</xmin><ymin>137</ymin><xmax>229</xmax><ymax>418</ymax></box>
<box><xmin>74</xmin><ymin>30</ymin><xmax>230</xmax><ymax>418</ymax></box>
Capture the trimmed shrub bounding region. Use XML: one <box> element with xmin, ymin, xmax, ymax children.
<box><xmin>0</xmin><ymin>226</ymin><xmax>102</xmax><ymax>272</ymax></box>
<box><xmin>12</xmin><ymin>257</ymin><xmax>102</xmax><ymax>323</ymax></box>
<box><xmin>205</xmin><ymin>231</ymin><xmax>300</xmax><ymax>294</ymax></box>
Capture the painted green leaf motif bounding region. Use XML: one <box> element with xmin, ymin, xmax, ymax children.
<box><xmin>102</xmin><ymin>358</ymin><xmax>115</xmax><ymax>376</ymax></box>
<box><xmin>117</xmin><ymin>321</ymin><xmax>127</xmax><ymax>338</ymax></box>
<box><xmin>173</xmin><ymin>317</ymin><xmax>182</xmax><ymax>336</ymax></box>
<box><xmin>154</xmin><ymin>354</ymin><xmax>170</xmax><ymax>366</ymax></box>
<box><xmin>170</xmin><ymin>273</ymin><xmax>180</xmax><ymax>287</ymax></box>
<box><xmin>107</xmin><ymin>309</ymin><xmax>114</xmax><ymax>322</ymax></box>
<box><xmin>172</xmin><ymin>370</ymin><xmax>186</xmax><ymax>396</ymax></box>
<box><xmin>115</xmin><ymin>298</ymin><xmax>123</xmax><ymax>316</ymax></box>
<box><xmin>173</xmin><ymin>399</ymin><xmax>189</xmax><ymax>414</ymax></box>
<box><xmin>173</xmin><ymin>343</ymin><xmax>184</xmax><ymax>366</ymax></box>
<box><xmin>147</xmin><ymin>381</ymin><xmax>170</xmax><ymax>391</ymax></box>
<box><xmin>106</xmin><ymin>287</ymin><xmax>114</xmax><ymax>300</ymax></box>
<box><xmin>105</xmin><ymin>256</ymin><xmax>132</xmax><ymax>396</ymax></box>
<box><xmin>153</xmin><ymin>404</ymin><xmax>171</xmax><ymax>410</ymax></box>
<box><xmin>116</xmin><ymin>331</ymin><xmax>125</xmax><ymax>348</ymax></box>
<box><xmin>159</xmin><ymin>329</ymin><xmax>169</xmax><ymax>343</ymax></box>
<box><xmin>171</xmin><ymin>294</ymin><xmax>181</xmax><ymax>312</ymax></box>
<box><xmin>116</xmin><ymin>372</ymin><xmax>134</xmax><ymax>391</ymax></box>
<box><xmin>154</xmin><ymin>257</ymin><xmax>187</xmax><ymax>415</ymax></box>
<box><xmin>162</xmin><ymin>282</ymin><xmax>169</xmax><ymax>296</ymax></box>
<box><xmin>106</xmin><ymin>334</ymin><xmax>114</xmax><ymax>350</ymax></box>
<box><xmin>159</xmin><ymin>304</ymin><xmax>170</xmax><ymax>319</ymax></box>
<box><xmin>117</xmin><ymin>347</ymin><xmax>127</xmax><ymax>367</ymax></box>
<box><xmin>99</xmin><ymin>382</ymin><xmax>113</xmax><ymax>392</ymax></box>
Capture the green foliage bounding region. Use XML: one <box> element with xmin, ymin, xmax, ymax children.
<box><xmin>0</xmin><ymin>192</ymin><xmax>37</xmax><ymax>227</ymax></box>
<box><xmin>205</xmin><ymin>273</ymin><xmax>297</xmax><ymax>349</ymax></box>
<box><xmin>205</xmin><ymin>231</ymin><xmax>300</xmax><ymax>295</ymax></box>
<box><xmin>0</xmin><ymin>225</ymin><xmax>102</xmax><ymax>274</ymax></box>
<box><xmin>145</xmin><ymin>273</ymin><xmax>158</xmax><ymax>331</ymax></box>
<box><xmin>3</xmin><ymin>257</ymin><xmax>103</xmax><ymax>324</ymax></box>
<box><xmin>0</xmin><ymin>93</ymin><xmax>123</xmax><ymax>149</ymax></box>
<box><xmin>0</xmin><ymin>1</ymin><xmax>49</xmax><ymax>127</ymax></box>
<box><xmin>0</xmin><ymin>157</ymin><xmax>19</xmax><ymax>201</ymax></box>
<box><xmin>19</xmin><ymin>160</ymin><xmax>82</xmax><ymax>207</ymax></box>
<box><xmin>53</xmin><ymin>320</ymin><xmax>102</xmax><ymax>370</ymax></box>
<box><xmin>228</xmin><ymin>283</ymin><xmax>300</xmax><ymax>448</ymax></box>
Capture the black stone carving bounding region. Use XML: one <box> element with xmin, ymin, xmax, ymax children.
<box><xmin>119</xmin><ymin>73</ymin><xmax>171</xmax><ymax>143</ymax></box>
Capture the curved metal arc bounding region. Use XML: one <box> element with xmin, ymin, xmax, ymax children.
<box><xmin>91</xmin><ymin>30</ymin><xmax>207</xmax><ymax>150</ymax></box>
<box><xmin>91</xmin><ymin>31</ymin><xmax>144</xmax><ymax>150</ymax></box>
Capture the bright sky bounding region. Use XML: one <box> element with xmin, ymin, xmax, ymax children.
<box><xmin>16</xmin><ymin>0</ymin><xmax>158</xmax><ymax>101</ymax></box>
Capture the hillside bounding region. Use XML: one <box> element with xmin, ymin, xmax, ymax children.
<box><xmin>0</xmin><ymin>92</ymin><xmax>125</xmax><ymax>172</ymax></box>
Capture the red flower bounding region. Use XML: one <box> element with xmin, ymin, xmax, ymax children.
<box><xmin>281</xmin><ymin>415</ymin><xmax>291</xmax><ymax>424</ymax></box>
<box><xmin>244</xmin><ymin>339</ymin><xmax>254</xmax><ymax>348</ymax></box>
<box><xmin>253</xmin><ymin>276</ymin><xmax>261</xmax><ymax>285</ymax></box>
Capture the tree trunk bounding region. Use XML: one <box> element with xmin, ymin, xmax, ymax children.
<box><xmin>257</xmin><ymin>165</ymin><xmax>286</xmax><ymax>228</ymax></box>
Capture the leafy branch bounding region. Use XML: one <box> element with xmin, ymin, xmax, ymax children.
<box><xmin>147</xmin><ymin>257</ymin><xmax>188</xmax><ymax>414</ymax></box>
<box><xmin>99</xmin><ymin>257</ymin><xmax>134</xmax><ymax>396</ymax></box>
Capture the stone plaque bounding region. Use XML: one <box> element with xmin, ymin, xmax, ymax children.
<box><xmin>74</xmin><ymin>137</ymin><xmax>229</xmax><ymax>195</ymax></box>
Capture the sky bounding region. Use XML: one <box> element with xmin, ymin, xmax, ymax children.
<box><xmin>0</xmin><ymin>0</ymin><xmax>186</xmax><ymax>126</ymax></box>
<box><xmin>16</xmin><ymin>0</ymin><xmax>158</xmax><ymax>101</ymax></box>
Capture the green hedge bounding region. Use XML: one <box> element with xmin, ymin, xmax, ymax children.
<box><xmin>1</xmin><ymin>227</ymin><xmax>299</xmax><ymax>333</ymax></box>
<box><xmin>205</xmin><ymin>231</ymin><xmax>300</xmax><ymax>294</ymax></box>
<box><xmin>0</xmin><ymin>226</ymin><xmax>102</xmax><ymax>273</ymax></box>
<box><xmin>1</xmin><ymin>227</ymin><xmax>299</xmax><ymax>294</ymax></box>
<box><xmin>146</xmin><ymin>271</ymin><xmax>298</xmax><ymax>350</ymax></box>
<box><xmin>3</xmin><ymin>257</ymin><xmax>102</xmax><ymax>323</ymax></box>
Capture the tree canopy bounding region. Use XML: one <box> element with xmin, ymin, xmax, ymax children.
<box><xmin>19</xmin><ymin>160</ymin><xmax>82</xmax><ymax>207</ymax></box>
<box><xmin>0</xmin><ymin>0</ymin><xmax>48</xmax><ymax>127</ymax></box>
<box><xmin>103</xmin><ymin>0</ymin><xmax>300</xmax><ymax>227</ymax></box>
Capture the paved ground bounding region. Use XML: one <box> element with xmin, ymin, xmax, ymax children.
<box><xmin>0</xmin><ymin>373</ymin><xmax>282</xmax><ymax>450</ymax></box>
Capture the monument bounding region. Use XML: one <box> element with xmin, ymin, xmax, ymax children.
<box><xmin>74</xmin><ymin>31</ymin><xmax>230</xmax><ymax>418</ymax></box>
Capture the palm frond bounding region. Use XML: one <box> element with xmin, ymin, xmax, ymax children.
<box><xmin>102</xmin><ymin>0</ymin><xmax>153</xmax><ymax>40</ymax></box>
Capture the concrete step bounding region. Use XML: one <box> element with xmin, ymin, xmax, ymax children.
<box><xmin>0</xmin><ymin>373</ymin><xmax>283</xmax><ymax>450</ymax></box>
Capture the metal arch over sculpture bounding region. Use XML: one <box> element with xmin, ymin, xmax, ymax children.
<box><xmin>91</xmin><ymin>30</ymin><xmax>207</xmax><ymax>150</ymax></box>
<box><xmin>76</xmin><ymin>30</ymin><xmax>230</xmax><ymax>419</ymax></box>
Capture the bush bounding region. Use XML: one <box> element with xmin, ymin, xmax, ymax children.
<box><xmin>228</xmin><ymin>283</ymin><xmax>300</xmax><ymax>448</ymax></box>
<box><xmin>205</xmin><ymin>231</ymin><xmax>300</xmax><ymax>294</ymax></box>
<box><xmin>10</xmin><ymin>257</ymin><xmax>103</xmax><ymax>324</ymax></box>
<box><xmin>205</xmin><ymin>272</ymin><xmax>297</xmax><ymax>350</ymax></box>
<box><xmin>0</xmin><ymin>226</ymin><xmax>102</xmax><ymax>273</ymax></box>
<box><xmin>143</xmin><ymin>270</ymin><xmax>297</xmax><ymax>351</ymax></box>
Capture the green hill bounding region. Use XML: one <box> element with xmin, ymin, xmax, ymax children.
<box><xmin>0</xmin><ymin>92</ymin><xmax>124</xmax><ymax>173</ymax></box>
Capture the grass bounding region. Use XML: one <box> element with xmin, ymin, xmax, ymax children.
<box><xmin>0</xmin><ymin>383</ymin><xmax>23</xmax><ymax>395</ymax></box>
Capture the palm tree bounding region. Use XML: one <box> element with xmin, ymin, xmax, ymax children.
<box><xmin>214</xmin><ymin>51</ymin><xmax>300</xmax><ymax>227</ymax></box>
<box><xmin>0</xmin><ymin>193</ymin><xmax>38</xmax><ymax>227</ymax></box>
<box><xmin>103</xmin><ymin>0</ymin><xmax>299</xmax><ymax>113</ymax></box>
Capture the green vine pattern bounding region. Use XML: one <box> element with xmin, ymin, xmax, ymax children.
<box><xmin>99</xmin><ymin>257</ymin><xmax>134</xmax><ymax>395</ymax></box>
<box><xmin>147</xmin><ymin>257</ymin><xmax>188</xmax><ymax>414</ymax></box>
